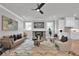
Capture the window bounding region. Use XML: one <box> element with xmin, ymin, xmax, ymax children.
<box><xmin>46</xmin><ymin>22</ymin><xmax>53</xmax><ymax>30</ymax></box>
<box><xmin>25</xmin><ymin>22</ymin><xmax>32</xmax><ymax>30</ymax></box>
<box><xmin>46</xmin><ymin>22</ymin><xmax>55</xmax><ymax>35</ymax></box>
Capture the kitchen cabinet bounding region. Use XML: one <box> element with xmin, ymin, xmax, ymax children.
<box><xmin>65</xmin><ymin>17</ymin><xmax>75</xmax><ymax>28</ymax></box>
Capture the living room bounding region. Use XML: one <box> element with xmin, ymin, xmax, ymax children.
<box><xmin>0</xmin><ymin>3</ymin><xmax>79</xmax><ymax>56</ymax></box>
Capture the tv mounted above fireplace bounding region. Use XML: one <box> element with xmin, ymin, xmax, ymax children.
<box><xmin>34</xmin><ymin>22</ymin><xmax>44</xmax><ymax>28</ymax></box>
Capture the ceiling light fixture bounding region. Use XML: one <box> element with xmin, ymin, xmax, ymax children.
<box><xmin>36</xmin><ymin>9</ymin><xmax>40</xmax><ymax>12</ymax></box>
<box><xmin>32</xmin><ymin>3</ymin><xmax>45</xmax><ymax>14</ymax></box>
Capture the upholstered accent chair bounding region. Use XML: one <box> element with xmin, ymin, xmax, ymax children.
<box><xmin>55</xmin><ymin>40</ymin><xmax>72</xmax><ymax>53</ymax></box>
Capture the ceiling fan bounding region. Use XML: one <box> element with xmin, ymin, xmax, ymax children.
<box><xmin>32</xmin><ymin>3</ymin><xmax>45</xmax><ymax>14</ymax></box>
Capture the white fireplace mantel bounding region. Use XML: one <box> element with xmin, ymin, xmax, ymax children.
<box><xmin>32</xmin><ymin>29</ymin><xmax>46</xmax><ymax>31</ymax></box>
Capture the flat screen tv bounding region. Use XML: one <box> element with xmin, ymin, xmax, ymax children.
<box><xmin>34</xmin><ymin>22</ymin><xmax>44</xmax><ymax>28</ymax></box>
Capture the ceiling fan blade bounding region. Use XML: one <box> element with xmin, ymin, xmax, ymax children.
<box><xmin>40</xmin><ymin>3</ymin><xmax>45</xmax><ymax>7</ymax></box>
<box><xmin>39</xmin><ymin>10</ymin><xmax>44</xmax><ymax>14</ymax></box>
<box><xmin>36</xmin><ymin>3</ymin><xmax>45</xmax><ymax>9</ymax></box>
<box><xmin>32</xmin><ymin>3</ymin><xmax>45</xmax><ymax>14</ymax></box>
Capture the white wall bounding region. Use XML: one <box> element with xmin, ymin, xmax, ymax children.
<box><xmin>0</xmin><ymin>7</ymin><xmax>24</xmax><ymax>37</ymax></box>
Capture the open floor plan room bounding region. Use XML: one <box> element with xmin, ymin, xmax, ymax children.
<box><xmin>0</xmin><ymin>3</ymin><xmax>79</xmax><ymax>56</ymax></box>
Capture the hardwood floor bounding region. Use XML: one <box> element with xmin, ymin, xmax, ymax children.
<box><xmin>1</xmin><ymin>39</ymin><xmax>79</xmax><ymax>56</ymax></box>
<box><xmin>71</xmin><ymin>40</ymin><xmax>79</xmax><ymax>56</ymax></box>
<box><xmin>31</xmin><ymin>40</ymin><xmax>72</xmax><ymax>56</ymax></box>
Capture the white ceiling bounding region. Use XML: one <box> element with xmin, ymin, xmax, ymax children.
<box><xmin>1</xmin><ymin>3</ymin><xmax>79</xmax><ymax>20</ymax></box>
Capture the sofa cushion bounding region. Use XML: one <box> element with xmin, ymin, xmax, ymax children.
<box><xmin>13</xmin><ymin>35</ymin><xmax>17</xmax><ymax>41</ymax></box>
<box><xmin>1</xmin><ymin>37</ymin><xmax>14</xmax><ymax>49</ymax></box>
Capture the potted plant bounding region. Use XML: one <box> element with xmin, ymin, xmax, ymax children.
<box><xmin>48</xmin><ymin>28</ymin><xmax>52</xmax><ymax>42</ymax></box>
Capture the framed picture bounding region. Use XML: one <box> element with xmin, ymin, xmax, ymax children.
<box><xmin>2</xmin><ymin>16</ymin><xmax>18</xmax><ymax>31</ymax></box>
<box><xmin>34</xmin><ymin>22</ymin><xmax>44</xmax><ymax>28</ymax></box>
